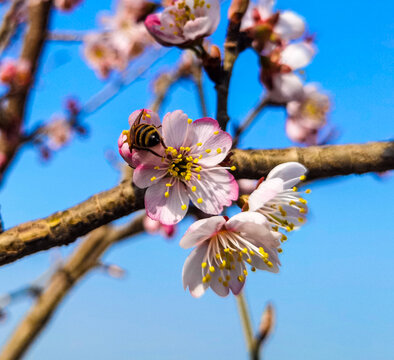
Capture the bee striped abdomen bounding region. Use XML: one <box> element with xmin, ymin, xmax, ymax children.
<box><xmin>134</xmin><ymin>124</ymin><xmax>161</xmax><ymax>147</ymax></box>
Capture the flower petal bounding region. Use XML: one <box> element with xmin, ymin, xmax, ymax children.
<box><xmin>188</xmin><ymin>169</ymin><xmax>238</xmax><ymax>214</ymax></box>
<box><xmin>266</xmin><ymin>162</ymin><xmax>307</xmax><ymax>188</ymax></box>
<box><xmin>183</xmin><ymin>17</ymin><xmax>212</xmax><ymax>41</ymax></box>
<box><xmin>209</xmin><ymin>269</ymin><xmax>230</xmax><ymax>297</ymax></box>
<box><xmin>270</xmin><ymin>73</ymin><xmax>304</xmax><ymax>102</ymax></box>
<box><xmin>133</xmin><ymin>164</ymin><xmax>167</xmax><ymax>189</ymax></box>
<box><xmin>226</xmin><ymin>211</ymin><xmax>271</xmax><ymax>234</ymax></box>
<box><xmin>182</xmin><ymin>242</ymin><xmax>210</xmax><ymax>298</ymax></box>
<box><xmin>145</xmin><ymin>179</ymin><xmax>189</xmax><ymax>225</ymax></box>
<box><xmin>179</xmin><ymin>216</ymin><xmax>226</xmax><ymax>249</ymax></box>
<box><xmin>229</xmin><ymin>261</ymin><xmax>246</xmax><ymax>295</ymax></box>
<box><xmin>248</xmin><ymin>178</ymin><xmax>284</xmax><ymax>211</ymax></box>
<box><xmin>189</xmin><ymin>118</ymin><xmax>233</xmax><ymax>166</ymax></box>
<box><xmin>162</xmin><ymin>110</ymin><xmax>191</xmax><ymax>149</ymax></box>
<box><xmin>280</xmin><ymin>42</ymin><xmax>315</xmax><ymax>70</ymax></box>
<box><xmin>275</xmin><ymin>11</ymin><xmax>305</xmax><ymax>40</ymax></box>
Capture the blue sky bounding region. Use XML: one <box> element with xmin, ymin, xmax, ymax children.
<box><xmin>0</xmin><ymin>0</ymin><xmax>393</xmax><ymax>359</ymax></box>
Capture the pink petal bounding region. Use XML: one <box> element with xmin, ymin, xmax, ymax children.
<box><xmin>179</xmin><ymin>216</ymin><xmax>226</xmax><ymax>249</ymax></box>
<box><xmin>188</xmin><ymin>169</ymin><xmax>238</xmax><ymax>214</ymax></box>
<box><xmin>189</xmin><ymin>118</ymin><xmax>233</xmax><ymax>166</ymax></box>
<box><xmin>133</xmin><ymin>164</ymin><xmax>167</xmax><ymax>189</ymax></box>
<box><xmin>118</xmin><ymin>133</ymin><xmax>134</xmax><ymax>167</ymax></box>
<box><xmin>182</xmin><ymin>242</ymin><xmax>209</xmax><ymax>298</ymax></box>
<box><xmin>144</xmin><ymin>13</ymin><xmax>186</xmax><ymax>46</ymax></box>
<box><xmin>145</xmin><ymin>179</ymin><xmax>189</xmax><ymax>225</ymax></box>
<box><xmin>285</xmin><ymin>117</ymin><xmax>311</xmax><ymax>143</ymax></box>
<box><xmin>266</xmin><ymin>162</ymin><xmax>307</xmax><ymax>188</ymax></box>
<box><xmin>162</xmin><ymin>110</ymin><xmax>191</xmax><ymax>149</ymax></box>
<box><xmin>275</xmin><ymin>11</ymin><xmax>305</xmax><ymax>40</ymax></box>
<box><xmin>248</xmin><ymin>178</ymin><xmax>284</xmax><ymax>211</ymax></box>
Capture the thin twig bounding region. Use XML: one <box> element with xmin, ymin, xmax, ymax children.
<box><xmin>236</xmin><ymin>292</ymin><xmax>254</xmax><ymax>353</ymax></box>
<box><xmin>0</xmin><ymin>0</ymin><xmax>25</xmax><ymax>54</ymax></box>
<box><xmin>194</xmin><ymin>72</ymin><xmax>208</xmax><ymax>117</ymax></box>
<box><xmin>232</xmin><ymin>97</ymin><xmax>275</xmax><ymax>148</ymax></box>
<box><xmin>47</xmin><ymin>31</ymin><xmax>86</xmax><ymax>42</ymax></box>
<box><xmin>251</xmin><ymin>303</ymin><xmax>275</xmax><ymax>360</ymax></box>
<box><xmin>0</xmin><ymin>214</ymin><xmax>145</xmax><ymax>360</ymax></box>
<box><xmin>83</xmin><ymin>48</ymin><xmax>172</xmax><ymax>116</ymax></box>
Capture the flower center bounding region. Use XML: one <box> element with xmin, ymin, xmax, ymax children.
<box><xmin>200</xmin><ymin>231</ymin><xmax>275</xmax><ymax>288</ymax></box>
<box><xmin>165</xmin><ymin>146</ymin><xmax>202</xmax><ymax>182</ymax></box>
<box><xmin>160</xmin><ymin>0</ymin><xmax>212</xmax><ymax>36</ymax></box>
<box><xmin>301</xmin><ymin>98</ymin><xmax>327</xmax><ymax>122</ymax></box>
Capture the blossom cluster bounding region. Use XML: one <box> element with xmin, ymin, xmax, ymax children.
<box><xmin>240</xmin><ymin>0</ymin><xmax>330</xmax><ymax>144</ymax></box>
<box><xmin>181</xmin><ymin>162</ymin><xmax>310</xmax><ymax>297</ymax></box>
<box><xmin>84</xmin><ymin>0</ymin><xmax>155</xmax><ymax>77</ymax></box>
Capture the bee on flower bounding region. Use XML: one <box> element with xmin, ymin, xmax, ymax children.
<box><xmin>118</xmin><ymin>109</ymin><xmax>238</xmax><ymax>225</ymax></box>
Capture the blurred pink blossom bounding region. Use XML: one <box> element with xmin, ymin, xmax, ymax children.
<box><xmin>241</xmin><ymin>0</ymin><xmax>305</xmax><ymax>52</ymax></box>
<box><xmin>145</xmin><ymin>0</ymin><xmax>220</xmax><ymax>47</ymax></box>
<box><xmin>0</xmin><ymin>59</ymin><xmax>31</xmax><ymax>87</ymax></box>
<box><xmin>46</xmin><ymin>116</ymin><xmax>72</xmax><ymax>150</ymax></box>
<box><xmin>54</xmin><ymin>0</ymin><xmax>82</xmax><ymax>11</ymax></box>
<box><xmin>285</xmin><ymin>84</ymin><xmax>330</xmax><ymax>145</ymax></box>
<box><xmin>143</xmin><ymin>215</ymin><xmax>176</xmax><ymax>238</ymax></box>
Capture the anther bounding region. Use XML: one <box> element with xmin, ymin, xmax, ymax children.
<box><xmin>205</xmin><ymin>149</ymin><xmax>211</xmax><ymax>153</ymax></box>
<box><xmin>209</xmin><ymin>266</ymin><xmax>215</xmax><ymax>273</ymax></box>
<box><xmin>216</xmin><ymin>148</ymin><xmax>222</xmax><ymax>153</ymax></box>
<box><xmin>187</xmin><ymin>118</ymin><xmax>193</xmax><ymax>124</ymax></box>
<box><xmin>230</xmin><ymin>166</ymin><xmax>236</xmax><ymax>171</ymax></box>
<box><xmin>201</xmin><ymin>262</ymin><xmax>207</xmax><ymax>268</ymax></box>
<box><xmin>150</xmin><ymin>176</ymin><xmax>156</xmax><ymax>181</ymax></box>
<box><xmin>181</xmin><ymin>204</ymin><xmax>187</xmax><ymax>210</ymax></box>
<box><xmin>300</xmin><ymin>175</ymin><xmax>306</xmax><ymax>181</ymax></box>
<box><xmin>213</xmin><ymin>131</ymin><xmax>219</xmax><ymax>135</ymax></box>
<box><xmin>197</xmin><ymin>198</ymin><xmax>203</xmax><ymax>204</ymax></box>
<box><xmin>165</xmin><ymin>192</ymin><xmax>169</xmax><ymax>198</ymax></box>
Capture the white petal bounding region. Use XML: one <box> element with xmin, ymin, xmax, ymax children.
<box><xmin>145</xmin><ymin>180</ymin><xmax>189</xmax><ymax>225</ymax></box>
<box><xmin>182</xmin><ymin>242</ymin><xmax>209</xmax><ymax>298</ymax></box>
<box><xmin>226</xmin><ymin>211</ymin><xmax>268</xmax><ymax>231</ymax></box>
<box><xmin>280</xmin><ymin>42</ymin><xmax>315</xmax><ymax>69</ymax></box>
<box><xmin>270</xmin><ymin>73</ymin><xmax>304</xmax><ymax>102</ymax></box>
<box><xmin>248</xmin><ymin>178</ymin><xmax>283</xmax><ymax>211</ymax></box>
<box><xmin>179</xmin><ymin>216</ymin><xmax>226</xmax><ymax>249</ymax></box>
<box><xmin>229</xmin><ymin>261</ymin><xmax>246</xmax><ymax>295</ymax></box>
<box><xmin>133</xmin><ymin>164</ymin><xmax>167</xmax><ymax>189</ymax></box>
<box><xmin>209</xmin><ymin>269</ymin><xmax>231</xmax><ymax>297</ymax></box>
<box><xmin>183</xmin><ymin>17</ymin><xmax>212</xmax><ymax>41</ymax></box>
<box><xmin>266</xmin><ymin>162</ymin><xmax>307</xmax><ymax>188</ymax></box>
<box><xmin>275</xmin><ymin>11</ymin><xmax>305</xmax><ymax>40</ymax></box>
<box><xmin>162</xmin><ymin>110</ymin><xmax>191</xmax><ymax>149</ymax></box>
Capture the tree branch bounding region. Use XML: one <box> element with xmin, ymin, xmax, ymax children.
<box><xmin>0</xmin><ymin>0</ymin><xmax>25</xmax><ymax>54</ymax></box>
<box><xmin>0</xmin><ymin>0</ymin><xmax>53</xmax><ymax>183</ymax></box>
<box><xmin>0</xmin><ymin>141</ymin><xmax>392</xmax><ymax>266</ymax></box>
<box><xmin>216</xmin><ymin>0</ymin><xmax>249</xmax><ymax>129</ymax></box>
<box><xmin>0</xmin><ymin>215</ymin><xmax>145</xmax><ymax>360</ymax></box>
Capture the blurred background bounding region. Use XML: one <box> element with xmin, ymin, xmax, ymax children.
<box><xmin>0</xmin><ymin>0</ymin><xmax>393</xmax><ymax>359</ymax></box>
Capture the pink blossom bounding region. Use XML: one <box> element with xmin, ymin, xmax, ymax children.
<box><xmin>180</xmin><ymin>212</ymin><xmax>281</xmax><ymax>297</ymax></box>
<box><xmin>238</xmin><ymin>179</ymin><xmax>258</xmax><ymax>195</ymax></box>
<box><xmin>262</xmin><ymin>41</ymin><xmax>315</xmax><ymax>102</ymax></box>
<box><xmin>0</xmin><ymin>59</ymin><xmax>31</xmax><ymax>87</ymax></box>
<box><xmin>285</xmin><ymin>84</ymin><xmax>330</xmax><ymax>145</ymax></box>
<box><xmin>145</xmin><ymin>0</ymin><xmax>220</xmax><ymax>47</ymax></box>
<box><xmin>241</xmin><ymin>0</ymin><xmax>305</xmax><ymax>52</ymax></box>
<box><xmin>46</xmin><ymin>116</ymin><xmax>72</xmax><ymax>150</ymax></box>
<box><xmin>248</xmin><ymin>162</ymin><xmax>309</xmax><ymax>240</ymax></box>
<box><xmin>143</xmin><ymin>215</ymin><xmax>176</xmax><ymax>238</ymax></box>
<box><xmin>119</xmin><ymin>109</ymin><xmax>238</xmax><ymax>225</ymax></box>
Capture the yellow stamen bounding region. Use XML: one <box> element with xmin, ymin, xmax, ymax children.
<box><xmin>181</xmin><ymin>204</ymin><xmax>187</xmax><ymax>210</ymax></box>
<box><xmin>197</xmin><ymin>198</ymin><xmax>203</xmax><ymax>204</ymax></box>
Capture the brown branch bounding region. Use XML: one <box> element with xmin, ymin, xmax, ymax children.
<box><xmin>0</xmin><ymin>141</ymin><xmax>392</xmax><ymax>266</ymax></box>
<box><xmin>0</xmin><ymin>0</ymin><xmax>53</xmax><ymax>183</ymax></box>
<box><xmin>0</xmin><ymin>0</ymin><xmax>25</xmax><ymax>54</ymax></box>
<box><xmin>0</xmin><ymin>215</ymin><xmax>145</xmax><ymax>360</ymax></box>
<box><xmin>216</xmin><ymin>0</ymin><xmax>249</xmax><ymax>129</ymax></box>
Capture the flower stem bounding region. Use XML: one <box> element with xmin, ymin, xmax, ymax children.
<box><xmin>236</xmin><ymin>291</ymin><xmax>254</xmax><ymax>355</ymax></box>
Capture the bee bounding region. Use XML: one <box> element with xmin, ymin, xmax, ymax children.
<box><xmin>127</xmin><ymin>109</ymin><xmax>166</xmax><ymax>156</ymax></box>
